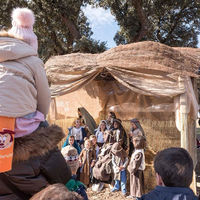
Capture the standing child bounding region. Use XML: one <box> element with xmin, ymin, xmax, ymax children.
<box><xmin>127</xmin><ymin>136</ymin><xmax>146</xmax><ymax>199</ymax></box>
<box><xmin>79</xmin><ymin>139</ymin><xmax>96</xmax><ymax>186</ymax></box>
<box><xmin>94</xmin><ymin>120</ymin><xmax>107</xmax><ymax>147</ymax></box>
<box><xmin>111</xmin><ymin>142</ymin><xmax>128</xmax><ymax>196</ymax></box>
<box><xmin>90</xmin><ymin>135</ymin><xmax>100</xmax><ymax>158</ymax></box>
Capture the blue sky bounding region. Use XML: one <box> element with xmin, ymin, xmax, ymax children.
<box><xmin>83</xmin><ymin>5</ymin><xmax>200</xmax><ymax>49</ymax></box>
<box><xmin>83</xmin><ymin>5</ymin><xmax>119</xmax><ymax>48</ymax></box>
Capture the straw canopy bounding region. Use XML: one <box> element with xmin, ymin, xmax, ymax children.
<box><xmin>45</xmin><ymin>41</ymin><xmax>200</xmax><ymax>97</ymax></box>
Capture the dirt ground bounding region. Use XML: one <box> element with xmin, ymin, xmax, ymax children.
<box><xmin>87</xmin><ymin>187</ymin><xmax>127</xmax><ymax>200</ymax></box>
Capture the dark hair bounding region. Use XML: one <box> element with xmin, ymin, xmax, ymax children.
<box><xmin>154</xmin><ymin>147</ymin><xmax>193</xmax><ymax>187</ymax></box>
<box><xmin>69</xmin><ymin>135</ymin><xmax>75</xmax><ymax>140</ymax></box>
<box><xmin>109</xmin><ymin>111</ymin><xmax>116</xmax><ymax>119</ymax></box>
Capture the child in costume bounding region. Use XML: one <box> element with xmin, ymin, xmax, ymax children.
<box><xmin>0</xmin><ymin>8</ymin><xmax>71</xmax><ymax>199</ymax></box>
<box><xmin>138</xmin><ymin>147</ymin><xmax>197</xmax><ymax>200</ymax></box>
<box><xmin>0</xmin><ymin>7</ymin><xmax>50</xmax><ymax>173</ymax></box>
<box><xmin>62</xmin><ymin>135</ymin><xmax>81</xmax><ymax>154</ymax></box>
<box><xmin>94</xmin><ymin>120</ymin><xmax>107</xmax><ymax>147</ymax></box>
<box><xmin>89</xmin><ymin>135</ymin><xmax>100</xmax><ymax>158</ymax></box>
<box><xmin>111</xmin><ymin>142</ymin><xmax>128</xmax><ymax>196</ymax></box>
<box><xmin>79</xmin><ymin>139</ymin><xmax>96</xmax><ymax>186</ymax></box>
<box><xmin>129</xmin><ymin>119</ymin><xmax>146</xmax><ymax>156</ymax></box>
<box><xmin>64</xmin><ymin>118</ymin><xmax>87</xmax><ymax>149</ymax></box>
<box><xmin>61</xmin><ymin>146</ymin><xmax>88</xmax><ymax>200</ymax></box>
<box><xmin>127</xmin><ymin>135</ymin><xmax>146</xmax><ymax>199</ymax></box>
<box><xmin>112</xmin><ymin>118</ymin><xmax>128</xmax><ymax>151</ymax></box>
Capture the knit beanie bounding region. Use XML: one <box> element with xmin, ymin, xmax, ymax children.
<box><xmin>8</xmin><ymin>8</ymin><xmax>38</xmax><ymax>51</ymax></box>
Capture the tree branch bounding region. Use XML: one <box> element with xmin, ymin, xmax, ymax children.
<box><xmin>132</xmin><ymin>0</ymin><xmax>148</xmax><ymax>42</ymax></box>
<box><xmin>61</xmin><ymin>16</ymin><xmax>81</xmax><ymax>40</ymax></box>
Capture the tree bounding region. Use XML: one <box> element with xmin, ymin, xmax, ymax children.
<box><xmin>0</xmin><ymin>0</ymin><xmax>107</xmax><ymax>61</ymax></box>
<box><xmin>94</xmin><ymin>0</ymin><xmax>200</xmax><ymax>47</ymax></box>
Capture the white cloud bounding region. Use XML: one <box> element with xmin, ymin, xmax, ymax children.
<box><xmin>82</xmin><ymin>5</ymin><xmax>115</xmax><ymax>27</ymax></box>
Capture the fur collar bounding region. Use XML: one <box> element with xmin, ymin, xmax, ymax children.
<box><xmin>13</xmin><ymin>125</ymin><xmax>65</xmax><ymax>162</ymax></box>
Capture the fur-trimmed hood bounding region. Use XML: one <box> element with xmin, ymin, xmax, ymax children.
<box><xmin>13</xmin><ymin>125</ymin><xmax>65</xmax><ymax>162</ymax></box>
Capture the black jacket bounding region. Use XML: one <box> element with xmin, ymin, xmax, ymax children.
<box><xmin>138</xmin><ymin>185</ymin><xmax>198</xmax><ymax>200</ymax></box>
<box><xmin>0</xmin><ymin>125</ymin><xmax>71</xmax><ymax>200</ymax></box>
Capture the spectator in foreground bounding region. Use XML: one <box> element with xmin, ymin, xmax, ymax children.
<box><xmin>137</xmin><ymin>147</ymin><xmax>198</xmax><ymax>200</ymax></box>
<box><xmin>30</xmin><ymin>183</ymin><xmax>83</xmax><ymax>200</ymax></box>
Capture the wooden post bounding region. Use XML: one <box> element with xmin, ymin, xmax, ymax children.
<box><xmin>180</xmin><ymin>93</ymin><xmax>189</xmax><ymax>149</ymax></box>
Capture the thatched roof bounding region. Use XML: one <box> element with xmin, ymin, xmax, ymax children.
<box><xmin>45</xmin><ymin>41</ymin><xmax>200</xmax><ymax>97</ymax></box>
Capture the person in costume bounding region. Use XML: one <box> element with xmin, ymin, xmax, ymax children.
<box><xmin>89</xmin><ymin>135</ymin><xmax>100</xmax><ymax>158</ymax></box>
<box><xmin>111</xmin><ymin>142</ymin><xmax>128</xmax><ymax>196</ymax></box>
<box><xmin>127</xmin><ymin>135</ymin><xmax>146</xmax><ymax>199</ymax></box>
<box><xmin>111</xmin><ymin>118</ymin><xmax>128</xmax><ymax>151</ymax></box>
<box><xmin>129</xmin><ymin>118</ymin><xmax>146</xmax><ymax>156</ymax></box>
<box><xmin>92</xmin><ymin>130</ymin><xmax>114</xmax><ymax>192</ymax></box>
<box><xmin>106</xmin><ymin>111</ymin><xmax>116</xmax><ymax>130</ymax></box>
<box><xmin>61</xmin><ymin>146</ymin><xmax>88</xmax><ymax>200</ymax></box>
<box><xmin>0</xmin><ymin>8</ymin><xmax>71</xmax><ymax>199</ymax></box>
<box><xmin>94</xmin><ymin>120</ymin><xmax>107</xmax><ymax>147</ymax></box>
<box><xmin>78</xmin><ymin>107</ymin><xmax>97</xmax><ymax>136</ymax></box>
<box><xmin>63</xmin><ymin>118</ymin><xmax>87</xmax><ymax>149</ymax></box>
<box><xmin>79</xmin><ymin>139</ymin><xmax>96</xmax><ymax>186</ymax></box>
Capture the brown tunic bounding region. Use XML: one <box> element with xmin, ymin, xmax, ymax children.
<box><xmin>127</xmin><ymin>152</ymin><xmax>144</xmax><ymax>198</ymax></box>
<box><xmin>79</xmin><ymin>148</ymin><xmax>96</xmax><ymax>186</ymax></box>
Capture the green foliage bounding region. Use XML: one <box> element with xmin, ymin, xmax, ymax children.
<box><xmin>0</xmin><ymin>0</ymin><xmax>107</xmax><ymax>61</ymax></box>
<box><xmin>94</xmin><ymin>0</ymin><xmax>200</xmax><ymax>47</ymax></box>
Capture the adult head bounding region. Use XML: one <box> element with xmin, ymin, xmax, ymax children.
<box><xmin>107</xmin><ymin>112</ymin><xmax>116</xmax><ymax>122</ymax></box>
<box><xmin>154</xmin><ymin>147</ymin><xmax>193</xmax><ymax>187</ymax></box>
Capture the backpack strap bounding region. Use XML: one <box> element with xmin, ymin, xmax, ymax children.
<box><xmin>0</xmin><ymin>173</ymin><xmax>31</xmax><ymax>200</ymax></box>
